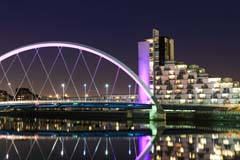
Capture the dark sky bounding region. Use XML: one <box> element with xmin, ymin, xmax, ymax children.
<box><xmin>0</xmin><ymin>0</ymin><xmax>240</xmax><ymax>80</ymax></box>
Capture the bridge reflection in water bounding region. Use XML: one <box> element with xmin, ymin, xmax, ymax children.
<box><xmin>0</xmin><ymin>116</ymin><xmax>156</xmax><ymax>160</ymax></box>
<box><xmin>1</xmin><ymin>117</ymin><xmax>240</xmax><ymax>159</ymax></box>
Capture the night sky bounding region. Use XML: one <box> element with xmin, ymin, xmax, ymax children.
<box><xmin>0</xmin><ymin>0</ymin><xmax>240</xmax><ymax>80</ymax></box>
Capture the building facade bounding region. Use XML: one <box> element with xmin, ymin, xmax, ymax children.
<box><xmin>138</xmin><ymin>29</ymin><xmax>240</xmax><ymax>105</ymax></box>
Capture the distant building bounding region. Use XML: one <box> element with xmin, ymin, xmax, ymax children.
<box><xmin>15</xmin><ymin>88</ymin><xmax>39</xmax><ymax>100</ymax></box>
<box><xmin>0</xmin><ymin>90</ymin><xmax>12</xmax><ymax>101</ymax></box>
<box><xmin>138</xmin><ymin>29</ymin><xmax>240</xmax><ymax>105</ymax></box>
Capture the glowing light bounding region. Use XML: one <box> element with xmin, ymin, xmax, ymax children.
<box><xmin>165</xmin><ymin>136</ymin><xmax>171</xmax><ymax>142</ymax></box>
<box><xmin>189</xmin><ymin>136</ymin><xmax>193</xmax><ymax>144</ymax></box>
<box><xmin>105</xmin><ymin>83</ymin><xmax>109</xmax><ymax>88</ymax></box>
<box><xmin>180</xmin><ymin>147</ymin><xmax>184</xmax><ymax>153</ymax></box>
<box><xmin>210</xmin><ymin>154</ymin><xmax>222</xmax><ymax>160</ymax></box>
<box><xmin>223</xmin><ymin>139</ymin><xmax>229</xmax><ymax>145</ymax></box>
<box><xmin>128</xmin><ymin>149</ymin><xmax>131</xmax><ymax>155</ymax></box>
<box><xmin>200</xmin><ymin>138</ymin><xmax>207</xmax><ymax>144</ymax></box>
<box><xmin>105</xmin><ymin>149</ymin><xmax>108</xmax><ymax>156</ymax></box>
<box><xmin>156</xmin><ymin>145</ymin><xmax>161</xmax><ymax>151</ymax></box>
<box><xmin>88</xmin><ymin>126</ymin><xmax>92</xmax><ymax>131</ymax></box>
<box><xmin>235</xmin><ymin>142</ymin><xmax>240</xmax><ymax>151</ymax></box>
<box><xmin>61</xmin><ymin>150</ymin><xmax>64</xmax><ymax>156</ymax></box>
<box><xmin>6</xmin><ymin>154</ymin><xmax>9</xmax><ymax>159</ymax></box>
<box><xmin>151</xmin><ymin>146</ymin><xmax>154</xmax><ymax>153</ymax></box>
<box><xmin>116</xmin><ymin>125</ymin><xmax>119</xmax><ymax>131</ymax></box>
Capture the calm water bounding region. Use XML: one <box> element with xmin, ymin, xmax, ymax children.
<box><xmin>0</xmin><ymin>117</ymin><xmax>240</xmax><ymax>160</ymax></box>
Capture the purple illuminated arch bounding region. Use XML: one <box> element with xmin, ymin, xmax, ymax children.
<box><xmin>0</xmin><ymin>41</ymin><xmax>161</xmax><ymax>160</ymax></box>
<box><xmin>0</xmin><ymin>41</ymin><xmax>155</xmax><ymax>104</ymax></box>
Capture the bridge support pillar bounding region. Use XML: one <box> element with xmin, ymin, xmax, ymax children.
<box><xmin>149</xmin><ymin>96</ymin><xmax>166</xmax><ymax>121</ymax></box>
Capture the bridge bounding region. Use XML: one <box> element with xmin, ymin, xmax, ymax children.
<box><xmin>0</xmin><ymin>41</ymin><xmax>165</xmax><ymax>120</ymax></box>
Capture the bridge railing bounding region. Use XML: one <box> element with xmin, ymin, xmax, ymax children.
<box><xmin>0</xmin><ymin>100</ymin><xmax>142</xmax><ymax>105</ymax></box>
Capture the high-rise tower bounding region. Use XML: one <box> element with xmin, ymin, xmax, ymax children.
<box><xmin>138</xmin><ymin>29</ymin><xmax>175</xmax><ymax>96</ymax></box>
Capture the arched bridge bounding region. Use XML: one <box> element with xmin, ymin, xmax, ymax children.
<box><xmin>0</xmin><ymin>42</ymin><xmax>164</xmax><ymax>120</ymax></box>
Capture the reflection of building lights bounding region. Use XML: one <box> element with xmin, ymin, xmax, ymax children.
<box><xmin>176</xmin><ymin>152</ymin><xmax>181</xmax><ymax>157</ymax></box>
<box><xmin>151</xmin><ymin>146</ymin><xmax>154</xmax><ymax>153</ymax></box>
<box><xmin>167</xmin><ymin>141</ymin><xmax>173</xmax><ymax>147</ymax></box>
<box><xmin>189</xmin><ymin>136</ymin><xmax>193</xmax><ymax>144</ymax></box>
<box><xmin>166</xmin><ymin>136</ymin><xmax>171</xmax><ymax>142</ymax></box>
<box><xmin>210</xmin><ymin>154</ymin><xmax>222</xmax><ymax>160</ymax></box>
<box><xmin>198</xmin><ymin>143</ymin><xmax>204</xmax><ymax>150</ymax></box>
<box><xmin>180</xmin><ymin>147</ymin><xmax>184</xmax><ymax>153</ymax></box>
<box><xmin>222</xmin><ymin>149</ymin><xmax>234</xmax><ymax>157</ymax></box>
<box><xmin>213</xmin><ymin>146</ymin><xmax>221</xmax><ymax>155</ymax></box>
<box><xmin>156</xmin><ymin>145</ymin><xmax>161</xmax><ymax>151</ymax></box>
<box><xmin>223</xmin><ymin>139</ymin><xmax>229</xmax><ymax>145</ymax></box>
<box><xmin>200</xmin><ymin>138</ymin><xmax>207</xmax><ymax>144</ymax></box>
<box><xmin>235</xmin><ymin>142</ymin><xmax>240</xmax><ymax>151</ymax></box>
<box><xmin>212</xmin><ymin>134</ymin><xmax>218</xmax><ymax>139</ymax></box>
<box><xmin>170</xmin><ymin>156</ymin><xmax>176</xmax><ymax>160</ymax></box>
<box><xmin>189</xmin><ymin>152</ymin><xmax>195</xmax><ymax>159</ymax></box>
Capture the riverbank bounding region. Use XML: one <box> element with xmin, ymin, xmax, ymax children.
<box><xmin>166</xmin><ymin>110</ymin><xmax>240</xmax><ymax>121</ymax></box>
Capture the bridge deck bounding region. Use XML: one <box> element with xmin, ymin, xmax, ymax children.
<box><xmin>0</xmin><ymin>101</ymin><xmax>152</xmax><ymax>110</ymax></box>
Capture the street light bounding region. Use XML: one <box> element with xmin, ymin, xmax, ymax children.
<box><xmin>128</xmin><ymin>84</ymin><xmax>132</xmax><ymax>101</ymax></box>
<box><xmin>105</xmin><ymin>84</ymin><xmax>109</xmax><ymax>102</ymax></box>
<box><xmin>7</xmin><ymin>82</ymin><xmax>11</xmax><ymax>102</ymax></box>
<box><xmin>61</xmin><ymin>83</ymin><xmax>65</xmax><ymax>101</ymax></box>
<box><xmin>83</xmin><ymin>83</ymin><xmax>87</xmax><ymax>102</ymax></box>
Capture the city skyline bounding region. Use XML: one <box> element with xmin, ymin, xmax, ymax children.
<box><xmin>0</xmin><ymin>1</ymin><xmax>240</xmax><ymax>81</ymax></box>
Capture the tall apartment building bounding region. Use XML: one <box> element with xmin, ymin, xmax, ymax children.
<box><xmin>138</xmin><ymin>29</ymin><xmax>175</xmax><ymax>99</ymax></box>
<box><xmin>138</xmin><ymin>29</ymin><xmax>240</xmax><ymax>105</ymax></box>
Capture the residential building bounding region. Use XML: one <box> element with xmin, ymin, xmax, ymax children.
<box><xmin>138</xmin><ymin>29</ymin><xmax>240</xmax><ymax>105</ymax></box>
